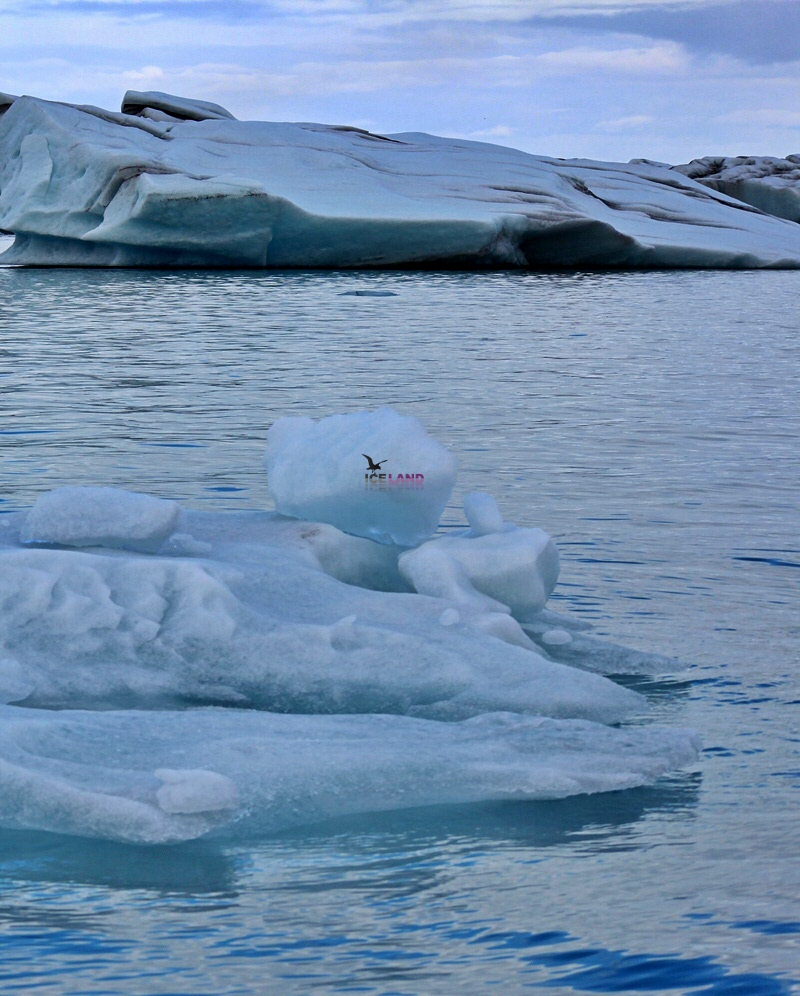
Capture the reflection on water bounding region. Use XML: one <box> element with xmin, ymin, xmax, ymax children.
<box><xmin>0</xmin><ymin>776</ymin><xmax>700</xmax><ymax>897</ymax></box>
<box><xmin>0</xmin><ymin>267</ymin><xmax>798</xmax><ymax>992</ymax></box>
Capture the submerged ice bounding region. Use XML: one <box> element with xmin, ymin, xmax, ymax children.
<box><xmin>0</xmin><ymin>408</ymin><xmax>700</xmax><ymax>842</ymax></box>
<box><xmin>0</xmin><ymin>706</ymin><xmax>700</xmax><ymax>844</ymax></box>
<box><xmin>0</xmin><ymin>90</ymin><xmax>798</xmax><ymax>269</ymax></box>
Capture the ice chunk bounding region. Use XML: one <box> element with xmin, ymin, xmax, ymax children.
<box><xmin>463</xmin><ymin>492</ymin><xmax>506</xmax><ymax>536</ymax></box>
<box><xmin>1</xmin><ymin>93</ymin><xmax>799</xmax><ymax>268</ymax></box>
<box><xmin>265</xmin><ymin>408</ymin><xmax>457</xmax><ymax>546</ymax></box>
<box><xmin>439</xmin><ymin>608</ymin><xmax>460</xmax><ymax>626</ymax></box>
<box><xmin>20</xmin><ymin>486</ymin><xmax>180</xmax><ymax>552</ymax></box>
<box><xmin>154</xmin><ymin>768</ymin><xmax>239</xmax><ymax>814</ymax></box>
<box><xmin>399</xmin><ymin>520</ymin><xmax>559</xmax><ymax>619</ymax></box>
<box><xmin>0</xmin><ymin>658</ymin><xmax>35</xmax><ymax>705</ymax></box>
<box><xmin>0</xmin><ymin>704</ymin><xmax>701</xmax><ymax>843</ymax></box>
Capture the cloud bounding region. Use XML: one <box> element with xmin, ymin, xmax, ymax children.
<box><xmin>4</xmin><ymin>0</ymin><xmax>265</xmax><ymax>21</ymax></box>
<box><xmin>535</xmin><ymin>42</ymin><xmax>686</xmax><ymax>73</ymax></box>
<box><xmin>595</xmin><ymin>114</ymin><xmax>654</xmax><ymax>131</ymax></box>
<box><xmin>527</xmin><ymin>0</ymin><xmax>800</xmax><ymax>65</ymax></box>
<box><xmin>0</xmin><ymin>0</ymin><xmax>797</xmax><ymax>166</ymax></box>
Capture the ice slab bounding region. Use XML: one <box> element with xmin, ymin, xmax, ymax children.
<box><xmin>1</xmin><ymin>92</ymin><xmax>799</xmax><ymax>267</ymax></box>
<box><xmin>0</xmin><ymin>704</ymin><xmax>701</xmax><ymax>843</ymax></box>
<box><xmin>20</xmin><ymin>485</ymin><xmax>180</xmax><ymax>553</ymax></box>
<box><xmin>0</xmin><ymin>522</ymin><xmax>640</xmax><ymax>722</ymax></box>
<box><xmin>265</xmin><ymin>408</ymin><xmax>457</xmax><ymax>546</ymax></box>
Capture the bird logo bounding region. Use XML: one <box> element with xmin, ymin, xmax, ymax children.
<box><xmin>363</xmin><ymin>453</ymin><xmax>387</xmax><ymax>477</ymax></box>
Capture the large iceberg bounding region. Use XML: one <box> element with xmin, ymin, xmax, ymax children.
<box><xmin>0</xmin><ymin>410</ymin><xmax>700</xmax><ymax>842</ymax></box>
<box><xmin>0</xmin><ymin>90</ymin><xmax>799</xmax><ymax>268</ymax></box>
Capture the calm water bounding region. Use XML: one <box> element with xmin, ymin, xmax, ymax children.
<box><xmin>0</xmin><ymin>264</ymin><xmax>798</xmax><ymax>994</ymax></box>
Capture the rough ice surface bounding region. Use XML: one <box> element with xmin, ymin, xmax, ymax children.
<box><xmin>671</xmin><ymin>155</ymin><xmax>800</xmax><ymax>223</ymax></box>
<box><xmin>0</xmin><ymin>91</ymin><xmax>798</xmax><ymax>268</ymax></box>
<box><xmin>0</xmin><ymin>415</ymin><xmax>700</xmax><ymax>842</ymax></box>
<box><xmin>0</xmin><ymin>705</ymin><xmax>701</xmax><ymax>844</ymax></box>
<box><xmin>265</xmin><ymin>408</ymin><xmax>457</xmax><ymax>546</ymax></box>
<box><xmin>0</xmin><ymin>523</ymin><xmax>637</xmax><ymax>722</ymax></box>
<box><xmin>20</xmin><ymin>485</ymin><xmax>180</xmax><ymax>552</ymax></box>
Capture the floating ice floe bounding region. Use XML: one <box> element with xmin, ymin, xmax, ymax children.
<box><xmin>0</xmin><ymin>89</ymin><xmax>798</xmax><ymax>268</ymax></box>
<box><xmin>0</xmin><ymin>516</ymin><xmax>640</xmax><ymax>721</ymax></box>
<box><xmin>0</xmin><ymin>409</ymin><xmax>700</xmax><ymax>841</ymax></box>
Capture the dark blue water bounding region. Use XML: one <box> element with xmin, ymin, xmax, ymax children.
<box><xmin>0</xmin><ymin>265</ymin><xmax>798</xmax><ymax>993</ymax></box>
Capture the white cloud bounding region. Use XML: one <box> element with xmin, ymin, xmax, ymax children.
<box><xmin>535</xmin><ymin>42</ymin><xmax>687</xmax><ymax>74</ymax></box>
<box><xmin>595</xmin><ymin>114</ymin><xmax>654</xmax><ymax>130</ymax></box>
<box><xmin>0</xmin><ymin>0</ymin><xmax>797</xmax><ymax>165</ymax></box>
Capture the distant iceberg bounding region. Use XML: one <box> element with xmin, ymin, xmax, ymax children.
<box><xmin>670</xmin><ymin>154</ymin><xmax>800</xmax><ymax>224</ymax></box>
<box><xmin>0</xmin><ymin>89</ymin><xmax>799</xmax><ymax>269</ymax></box>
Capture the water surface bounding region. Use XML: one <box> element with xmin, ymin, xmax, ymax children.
<box><xmin>0</xmin><ymin>266</ymin><xmax>798</xmax><ymax>993</ymax></box>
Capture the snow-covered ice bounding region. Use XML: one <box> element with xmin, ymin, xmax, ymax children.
<box><xmin>265</xmin><ymin>408</ymin><xmax>457</xmax><ymax>546</ymax></box>
<box><xmin>0</xmin><ymin>411</ymin><xmax>700</xmax><ymax>842</ymax></box>
<box><xmin>0</xmin><ymin>90</ymin><xmax>799</xmax><ymax>268</ymax></box>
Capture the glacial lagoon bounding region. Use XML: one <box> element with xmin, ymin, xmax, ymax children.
<box><xmin>0</xmin><ymin>262</ymin><xmax>798</xmax><ymax>993</ymax></box>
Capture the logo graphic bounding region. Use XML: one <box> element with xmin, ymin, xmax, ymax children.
<box><xmin>362</xmin><ymin>453</ymin><xmax>387</xmax><ymax>478</ymax></box>
<box><xmin>363</xmin><ymin>454</ymin><xmax>424</xmax><ymax>490</ymax></box>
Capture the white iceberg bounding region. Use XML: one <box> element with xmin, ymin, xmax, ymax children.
<box><xmin>0</xmin><ymin>704</ymin><xmax>700</xmax><ymax>844</ymax></box>
<box><xmin>265</xmin><ymin>408</ymin><xmax>457</xmax><ymax>546</ymax></box>
<box><xmin>671</xmin><ymin>155</ymin><xmax>800</xmax><ymax>224</ymax></box>
<box><xmin>0</xmin><ymin>91</ymin><xmax>799</xmax><ymax>268</ymax></box>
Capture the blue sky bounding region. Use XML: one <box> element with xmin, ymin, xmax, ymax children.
<box><xmin>1</xmin><ymin>0</ymin><xmax>798</xmax><ymax>163</ymax></box>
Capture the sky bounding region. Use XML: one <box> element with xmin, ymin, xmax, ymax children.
<box><xmin>1</xmin><ymin>0</ymin><xmax>799</xmax><ymax>163</ymax></box>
